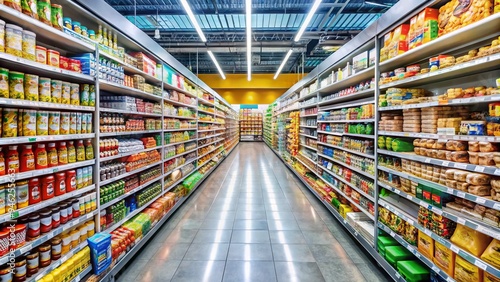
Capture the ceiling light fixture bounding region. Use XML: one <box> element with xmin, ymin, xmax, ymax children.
<box><xmin>295</xmin><ymin>0</ymin><xmax>322</xmax><ymax>42</ymax></box>
<box><xmin>274</xmin><ymin>50</ymin><xmax>293</xmax><ymax>80</ymax></box>
<box><xmin>154</xmin><ymin>9</ymin><xmax>160</xmax><ymax>39</ymax></box>
<box><xmin>180</xmin><ymin>0</ymin><xmax>207</xmax><ymax>42</ymax></box>
<box><xmin>246</xmin><ymin>0</ymin><xmax>252</xmax><ymax>81</ymax></box>
<box><xmin>364</xmin><ymin>0</ymin><xmax>391</xmax><ymax>7</ymax></box>
<box><xmin>207</xmin><ymin>50</ymin><xmax>226</xmax><ymax>80</ymax></box>
<box><xmin>154</xmin><ymin>29</ymin><xmax>160</xmax><ymax>39</ymax></box>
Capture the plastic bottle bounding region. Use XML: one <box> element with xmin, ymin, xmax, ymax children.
<box><xmin>20</xmin><ymin>145</ymin><xmax>35</xmax><ymax>172</ymax></box>
<box><xmin>76</xmin><ymin>140</ymin><xmax>85</xmax><ymax>162</ymax></box>
<box><xmin>67</xmin><ymin>141</ymin><xmax>76</xmax><ymax>163</ymax></box>
<box><xmin>0</xmin><ymin>148</ymin><xmax>5</xmax><ymax>176</ymax></box>
<box><xmin>84</xmin><ymin>139</ymin><xmax>94</xmax><ymax>160</ymax></box>
<box><xmin>47</xmin><ymin>143</ymin><xmax>58</xmax><ymax>168</ymax></box>
<box><xmin>35</xmin><ymin>143</ymin><xmax>48</xmax><ymax>169</ymax></box>
<box><xmin>7</xmin><ymin>146</ymin><xmax>19</xmax><ymax>174</ymax></box>
<box><xmin>58</xmin><ymin>142</ymin><xmax>68</xmax><ymax>165</ymax></box>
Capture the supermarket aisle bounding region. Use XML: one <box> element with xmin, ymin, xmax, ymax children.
<box><xmin>116</xmin><ymin>143</ymin><xmax>391</xmax><ymax>282</ymax></box>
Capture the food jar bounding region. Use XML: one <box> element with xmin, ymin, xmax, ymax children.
<box><xmin>79</xmin><ymin>226</ymin><xmax>87</xmax><ymax>241</ymax></box>
<box><xmin>0</xmin><ymin>265</ymin><xmax>12</xmax><ymax>282</ymax></box>
<box><xmin>6</xmin><ymin>24</ymin><xmax>23</xmax><ymax>57</ymax></box>
<box><xmin>48</xmin><ymin>111</ymin><xmax>60</xmax><ymax>135</ymax></box>
<box><xmin>0</xmin><ymin>68</ymin><xmax>9</xmax><ymax>98</ymax></box>
<box><xmin>28</xmin><ymin>178</ymin><xmax>41</xmax><ymax>205</ymax></box>
<box><xmin>38</xmin><ymin>243</ymin><xmax>51</xmax><ymax>267</ymax></box>
<box><xmin>0</xmin><ymin>228</ymin><xmax>9</xmax><ymax>257</ymax></box>
<box><xmin>50</xmin><ymin>79</ymin><xmax>62</xmax><ymax>104</ymax></box>
<box><xmin>9</xmin><ymin>71</ymin><xmax>24</xmax><ymax>99</ymax></box>
<box><xmin>72</xmin><ymin>21</ymin><xmax>81</xmax><ymax>34</ymax></box>
<box><xmin>3</xmin><ymin>108</ymin><xmax>18</xmax><ymax>137</ymax></box>
<box><xmin>61</xmin><ymin>82</ymin><xmax>71</xmax><ymax>104</ymax></box>
<box><xmin>88</xmin><ymin>29</ymin><xmax>96</xmax><ymax>40</ymax></box>
<box><xmin>37</xmin><ymin>0</ymin><xmax>51</xmax><ymax>25</ymax></box>
<box><xmin>65</xmin><ymin>201</ymin><xmax>73</xmax><ymax>221</ymax></box>
<box><xmin>72</xmin><ymin>199</ymin><xmax>80</xmax><ymax>218</ymax></box>
<box><xmin>50</xmin><ymin>4</ymin><xmax>63</xmax><ymax>30</ymax></box>
<box><xmin>59</xmin><ymin>203</ymin><xmax>68</xmax><ymax>224</ymax></box>
<box><xmin>22</xmin><ymin>110</ymin><xmax>37</xmax><ymax>137</ymax></box>
<box><xmin>14</xmin><ymin>224</ymin><xmax>27</xmax><ymax>249</ymax></box>
<box><xmin>47</xmin><ymin>49</ymin><xmax>60</xmax><ymax>67</ymax></box>
<box><xmin>40</xmin><ymin>209</ymin><xmax>52</xmax><ymax>233</ymax></box>
<box><xmin>80</xmin><ymin>84</ymin><xmax>89</xmax><ymax>106</ymax></box>
<box><xmin>86</xmin><ymin>220</ymin><xmax>95</xmax><ymax>237</ymax></box>
<box><xmin>79</xmin><ymin>197</ymin><xmax>85</xmax><ymax>215</ymax></box>
<box><xmin>26</xmin><ymin>251</ymin><xmax>39</xmax><ymax>277</ymax></box>
<box><xmin>65</xmin><ymin>170</ymin><xmax>76</xmax><ymax>192</ymax></box>
<box><xmin>59</xmin><ymin>112</ymin><xmax>70</xmax><ymax>135</ymax></box>
<box><xmin>50</xmin><ymin>237</ymin><xmax>62</xmax><ymax>260</ymax></box>
<box><xmin>63</xmin><ymin>17</ymin><xmax>72</xmax><ymax>29</ymax></box>
<box><xmin>70</xmin><ymin>229</ymin><xmax>79</xmax><ymax>248</ymax></box>
<box><xmin>81</xmin><ymin>26</ymin><xmax>88</xmax><ymax>37</ymax></box>
<box><xmin>51</xmin><ymin>207</ymin><xmax>60</xmax><ymax>228</ymax></box>
<box><xmin>38</xmin><ymin>77</ymin><xmax>51</xmax><ymax>102</ymax></box>
<box><xmin>36</xmin><ymin>110</ymin><xmax>49</xmax><ymax>136</ymax></box>
<box><xmin>70</xmin><ymin>84</ymin><xmax>79</xmax><ymax>105</ymax></box>
<box><xmin>14</xmin><ymin>257</ymin><xmax>27</xmax><ymax>281</ymax></box>
<box><xmin>36</xmin><ymin>46</ymin><xmax>47</xmax><ymax>64</ymax></box>
<box><xmin>16</xmin><ymin>180</ymin><xmax>29</xmax><ymax>208</ymax></box>
<box><xmin>27</xmin><ymin>214</ymin><xmax>40</xmax><ymax>240</ymax></box>
<box><xmin>0</xmin><ymin>20</ymin><xmax>5</xmax><ymax>53</ymax></box>
<box><xmin>41</xmin><ymin>175</ymin><xmax>54</xmax><ymax>200</ymax></box>
<box><xmin>54</xmin><ymin>172</ymin><xmax>66</xmax><ymax>196</ymax></box>
<box><xmin>24</xmin><ymin>74</ymin><xmax>38</xmax><ymax>101</ymax></box>
<box><xmin>21</xmin><ymin>30</ymin><xmax>36</xmax><ymax>61</ymax></box>
<box><xmin>61</xmin><ymin>232</ymin><xmax>71</xmax><ymax>255</ymax></box>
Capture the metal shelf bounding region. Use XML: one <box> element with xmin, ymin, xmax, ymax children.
<box><xmin>163</xmin><ymin>160</ymin><xmax>196</xmax><ymax>177</ymax></box>
<box><xmin>100</xmin><ymin>161</ymin><xmax>161</xmax><ymax>186</ymax></box>
<box><xmin>164</xmin><ymin>99</ymin><xmax>198</xmax><ymax>109</ymax></box>
<box><xmin>320</xmin><ymin>98</ymin><xmax>374</xmax><ymax>111</ymax></box>
<box><xmin>164</xmin><ymin>139</ymin><xmax>196</xmax><ymax>146</ymax></box>
<box><xmin>162</xmin><ymin>114</ymin><xmax>197</xmax><ymax>120</ymax></box>
<box><xmin>379</xmin><ymin>131</ymin><xmax>500</xmax><ymax>142</ymax></box>
<box><xmin>164</xmin><ymin>148</ymin><xmax>197</xmax><ymax>162</ymax></box>
<box><xmin>380</xmin><ymin>53</ymin><xmax>500</xmax><ymax>90</ymax></box>
<box><xmin>99</xmin><ymin>52</ymin><xmax>161</xmax><ymax>85</ymax></box>
<box><xmin>164</xmin><ymin>128</ymin><xmax>196</xmax><ymax>132</ymax></box>
<box><xmin>317</xmin><ymin>119</ymin><xmax>375</xmax><ymax>123</ymax></box>
<box><xmin>318</xmin><ymin>88</ymin><xmax>375</xmax><ymax>106</ymax></box>
<box><xmin>198</xmin><ymin>108</ymin><xmax>216</xmax><ymax>115</ymax></box>
<box><xmin>299</xmin><ymin>143</ymin><xmax>317</xmax><ymax>151</ymax></box>
<box><xmin>0</xmin><ymin>5</ymin><xmax>95</xmax><ymax>52</ymax></box>
<box><xmin>197</xmin><ymin>144</ymin><xmax>223</xmax><ymax>160</ymax></box>
<box><xmin>198</xmin><ymin>98</ymin><xmax>215</xmax><ymax>106</ymax></box>
<box><xmin>295</xmin><ymin>156</ymin><xmax>317</xmax><ymax>175</ymax></box>
<box><xmin>319</xmin><ymin>166</ymin><xmax>375</xmax><ymax>201</ymax></box>
<box><xmin>317</xmin><ymin>141</ymin><xmax>375</xmax><ymax>159</ymax></box>
<box><xmin>299</xmin><ymin>133</ymin><xmax>317</xmax><ymax>139</ymax></box>
<box><xmin>378</xmin><ymin>149</ymin><xmax>500</xmax><ymax>176</ymax></box>
<box><xmin>99</xmin><ymin>80</ymin><xmax>163</xmax><ymax>102</ymax></box>
<box><xmin>0</xmin><ymin>53</ymin><xmax>95</xmax><ymax>83</ymax></box>
<box><xmin>300</xmin><ymin>125</ymin><xmax>317</xmax><ymax>129</ymax></box>
<box><xmin>317</xmin><ymin>152</ymin><xmax>374</xmax><ymax>179</ymax></box>
<box><xmin>379</xmin><ymin>199</ymin><xmax>500</xmax><ymax>278</ymax></box>
<box><xmin>318</xmin><ymin>67</ymin><xmax>375</xmax><ymax>94</ymax></box>
<box><xmin>380</xmin><ymin>94</ymin><xmax>500</xmax><ymax>111</ymax></box>
<box><xmin>0</xmin><ymin>97</ymin><xmax>95</xmax><ymax>111</ymax></box>
<box><xmin>299</xmin><ymin>113</ymin><xmax>318</xmax><ymax>118</ymax></box>
<box><xmin>0</xmin><ymin>133</ymin><xmax>95</xmax><ymax>146</ymax></box>
<box><xmin>378</xmin><ymin>165</ymin><xmax>500</xmax><ymax>211</ymax></box>
<box><xmin>0</xmin><ymin>159</ymin><xmax>95</xmax><ymax>185</ymax></box>
<box><xmin>100</xmin><ymin>130</ymin><xmax>162</xmax><ymax>137</ymax></box>
<box><xmin>297</xmin><ymin>91</ymin><xmax>318</xmax><ymax>102</ymax></box>
<box><xmin>317</xmin><ymin>130</ymin><xmax>375</xmax><ymax>139</ymax></box>
<box><xmin>100</xmin><ymin>108</ymin><xmax>162</xmax><ymax>117</ymax></box>
<box><xmin>163</xmin><ymin>83</ymin><xmax>197</xmax><ymax>97</ymax></box>
<box><xmin>100</xmin><ymin>177</ymin><xmax>162</xmax><ymax>210</ymax></box>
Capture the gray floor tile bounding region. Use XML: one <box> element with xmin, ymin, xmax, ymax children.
<box><xmin>231</xmin><ymin>230</ymin><xmax>271</xmax><ymax>243</ymax></box>
<box><xmin>272</xmin><ymin>244</ymin><xmax>316</xmax><ymax>262</ymax></box>
<box><xmin>269</xmin><ymin>230</ymin><xmax>307</xmax><ymax>244</ymax></box>
<box><xmin>355</xmin><ymin>263</ymin><xmax>393</xmax><ymax>282</ymax></box>
<box><xmin>193</xmin><ymin>229</ymin><xmax>233</xmax><ymax>243</ymax></box>
<box><xmin>164</xmin><ymin>229</ymin><xmax>198</xmax><ymax>243</ymax></box>
<box><xmin>135</xmin><ymin>259</ymin><xmax>182</xmax><ymax>282</ymax></box>
<box><xmin>302</xmin><ymin>230</ymin><xmax>338</xmax><ymax>245</ymax></box>
<box><xmin>171</xmin><ymin>260</ymin><xmax>226</xmax><ymax>282</ymax></box>
<box><xmin>317</xmin><ymin>261</ymin><xmax>367</xmax><ymax>282</ymax></box>
<box><xmin>116</xmin><ymin>259</ymin><xmax>148</xmax><ymax>282</ymax></box>
<box><xmin>227</xmin><ymin>243</ymin><xmax>273</xmax><ymax>261</ymax></box>
<box><xmin>267</xmin><ymin>211</ymin><xmax>296</xmax><ymax>220</ymax></box>
<box><xmin>268</xmin><ymin>220</ymin><xmax>300</xmax><ymax>231</ymax></box>
<box><xmin>183</xmin><ymin>243</ymin><xmax>230</xmax><ymax>261</ymax></box>
<box><xmin>274</xmin><ymin>262</ymin><xmax>325</xmax><ymax>282</ymax></box>
<box><xmin>237</xmin><ymin>204</ymin><xmax>266</xmax><ymax>211</ymax></box>
<box><xmin>200</xmin><ymin>219</ymin><xmax>235</xmax><ymax>230</ymax></box>
<box><xmin>154</xmin><ymin>242</ymin><xmax>191</xmax><ymax>261</ymax></box>
<box><xmin>205</xmin><ymin>210</ymin><xmax>236</xmax><ymax>220</ymax></box>
<box><xmin>223</xmin><ymin>261</ymin><xmax>277</xmax><ymax>282</ymax></box>
<box><xmin>177</xmin><ymin>218</ymin><xmax>204</xmax><ymax>229</ymax></box>
<box><xmin>308</xmin><ymin>244</ymin><xmax>352</xmax><ymax>262</ymax></box>
<box><xmin>233</xmin><ymin>219</ymin><xmax>269</xmax><ymax>230</ymax></box>
<box><xmin>235</xmin><ymin>210</ymin><xmax>267</xmax><ymax>220</ymax></box>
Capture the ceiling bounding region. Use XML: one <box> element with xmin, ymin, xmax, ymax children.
<box><xmin>105</xmin><ymin>0</ymin><xmax>398</xmax><ymax>75</ymax></box>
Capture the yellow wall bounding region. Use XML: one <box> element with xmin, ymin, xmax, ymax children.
<box><xmin>199</xmin><ymin>73</ymin><xmax>305</xmax><ymax>105</ymax></box>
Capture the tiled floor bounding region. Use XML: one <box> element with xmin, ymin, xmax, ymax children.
<box><xmin>116</xmin><ymin>143</ymin><xmax>391</xmax><ymax>282</ymax></box>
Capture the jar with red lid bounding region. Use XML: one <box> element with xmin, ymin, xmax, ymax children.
<box><xmin>20</xmin><ymin>145</ymin><xmax>35</xmax><ymax>172</ymax></box>
<box><xmin>59</xmin><ymin>203</ymin><xmax>68</xmax><ymax>224</ymax></box>
<box><xmin>39</xmin><ymin>210</ymin><xmax>52</xmax><ymax>234</ymax></box>
<box><xmin>54</xmin><ymin>172</ymin><xmax>66</xmax><ymax>196</ymax></box>
<box><xmin>14</xmin><ymin>224</ymin><xmax>26</xmax><ymax>249</ymax></box>
<box><xmin>28</xmin><ymin>178</ymin><xmax>41</xmax><ymax>205</ymax></box>
<box><xmin>72</xmin><ymin>199</ymin><xmax>80</xmax><ymax>218</ymax></box>
<box><xmin>47</xmin><ymin>143</ymin><xmax>58</xmax><ymax>168</ymax></box>
<box><xmin>0</xmin><ymin>228</ymin><xmax>9</xmax><ymax>256</ymax></box>
<box><xmin>51</xmin><ymin>207</ymin><xmax>60</xmax><ymax>228</ymax></box>
<box><xmin>65</xmin><ymin>170</ymin><xmax>76</xmax><ymax>192</ymax></box>
<box><xmin>27</xmin><ymin>214</ymin><xmax>40</xmax><ymax>241</ymax></box>
<box><xmin>41</xmin><ymin>175</ymin><xmax>54</xmax><ymax>200</ymax></box>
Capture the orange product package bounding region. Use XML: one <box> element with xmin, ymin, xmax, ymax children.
<box><xmin>409</xmin><ymin>8</ymin><xmax>439</xmax><ymax>49</ymax></box>
<box><xmin>388</xmin><ymin>24</ymin><xmax>410</xmax><ymax>59</ymax></box>
<box><xmin>438</xmin><ymin>0</ymin><xmax>493</xmax><ymax>35</ymax></box>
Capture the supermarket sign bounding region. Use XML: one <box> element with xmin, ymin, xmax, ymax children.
<box><xmin>240</xmin><ymin>104</ymin><xmax>258</xmax><ymax>109</ymax></box>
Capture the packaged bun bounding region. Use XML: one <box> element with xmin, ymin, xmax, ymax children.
<box><xmin>466</xmin><ymin>173</ymin><xmax>491</xmax><ymax>185</ymax></box>
<box><xmin>446</xmin><ymin>140</ymin><xmax>468</xmax><ymax>151</ymax></box>
<box><xmin>468</xmin><ymin>185</ymin><xmax>491</xmax><ymax>196</ymax></box>
<box><xmin>469</xmin><ymin>151</ymin><xmax>479</xmax><ymax>165</ymax></box>
<box><xmin>479</xmin><ymin>142</ymin><xmax>498</xmax><ymax>152</ymax></box>
<box><xmin>454</xmin><ymin>170</ymin><xmax>469</xmax><ymax>182</ymax></box>
<box><xmin>456</xmin><ymin>182</ymin><xmax>470</xmax><ymax>191</ymax></box>
<box><xmin>435</xmin><ymin>140</ymin><xmax>447</xmax><ymax>150</ymax></box>
<box><xmin>468</xmin><ymin>141</ymin><xmax>480</xmax><ymax>152</ymax></box>
<box><xmin>451</xmin><ymin>151</ymin><xmax>469</xmax><ymax>163</ymax></box>
<box><xmin>437</xmin><ymin>150</ymin><xmax>448</xmax><ymax>160</ymax></box>
<box><xmin>478</xmin><ymin>152</ymin><xmax>495</xmax><ymax>166</ymax></box>
<box><xmin>446</xmin><ymin>180</ymin><xmax>457</xmax><ymax>189</ymax></box>
<box><xmin>445</xmin><ymin>169</ymin><xmax>459</xmax><ymax>179</ymax></box>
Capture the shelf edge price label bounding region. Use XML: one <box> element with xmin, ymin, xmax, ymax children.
<box><xmin>474</xmin><ymin>260</ymin><xmax>487</xmax><ymax>270</ymax></box>
<box><xmin>450</xmin><ymin>245</ymin><xmax>460</xmax><ymax>254</ymax></box>
<box><xmin>442</xmin><ymin>161</ymin><xmax>450</xmax><ymax>166</ymax></box>
<box><xmin>424</xmin><ymin>229</ymin><xmax>432</xmax><ymax>236</ymax></box>
<box><xmin>493</xmin><ymin>203</ymin><xmax>500</xmax><ymax>210</ymax></box>
<box><xmin>495</xmin><ymin>169</ymin><xmax>500</xmax><ymax>176</ymax></box>
<box><xmin>390</xmin><ymin>231</ymin><xmax>395</xmax><ymax>237</ymax></box>
<box><xmin>432</xmin><ymin>266</ymin><xmax>440</xmax><ymax>273</ymax></box>
<box><xmin>446</xmin><ymin>277</ymin><xmax>454</xmax><ymax>282</ymax></box>
<box><xmin>20</xmin><ymin>244</ymin><xmax>32</xmax><ymax>254</ymax></box>
<box><xmin>474</xmin><ymin>166</ymin><xmax>485</xmax><ymax>173</ymax></box>
<box><xmin>476</xmin><ymin>198</ymin><xmax>486</xmax><ymax>204</ymax></box>
<box><xmin>447</xmin><ymin>188</ymin><xmax>454</xmax><ymax>194</ymax></box>
<box><xmin>457</xmin><ymin>218</ymin><xmax>466</xmax><ymax>225</ymax></box>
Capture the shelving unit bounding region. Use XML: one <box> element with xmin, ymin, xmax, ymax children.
<box><xmin>264</xmin><ymin>1</ymin><xmax>500</xmax><ymax>281</ymax></box>
<box><xmin>239</xmin><ymin>109</ymin><xmax>263</xmax><ymax>141</ymax></box>
<box><xmin>0</xmin><ymin>1</ymin><xmax>239</xmax><ymax>281</ymax></box>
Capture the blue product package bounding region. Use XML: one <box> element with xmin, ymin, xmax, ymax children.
<box><xmin>87</xmin><ymin>233</ymin><xmax>112</xmax><ymax>275</ymax></box>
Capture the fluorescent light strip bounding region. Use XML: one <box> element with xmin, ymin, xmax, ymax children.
<box><xmin>207</xmin><ymin>51</ymin><xmax>226</xmax><ymax>80</ymax></box>
<box><xmin>180</xmin><ymin>0</ymin><xmax>207</xmax><ymax>42</ymax></box>
<box><xmin>294</xmin><ymin>0</ymin><xmax>322</xmax><ymax>42</ymax></box>
<box><xmin>246</xmin><ymin>0</ymin><xmax>252</xmax><ymax>81</ymax></box>
<box><xmin>274</xmin><ymin>50</ymin><xmax>293</xmax><ymax>80</ymax></box>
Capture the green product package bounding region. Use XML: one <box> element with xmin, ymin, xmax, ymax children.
<box><xmin>391</xmin><ymin>138</ymin><xmax>414</xmax><ymax>152</ymax></box>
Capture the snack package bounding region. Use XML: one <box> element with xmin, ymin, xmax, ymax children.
<box><xmin>87</xmin><ymin>233</ymin><xmax>112</xmax><ymax>275</ymax></box>
<box><xmin>438</xmin><ymin>0</ymin><xmax>493</xmax><ymax>35</ymax></box>
<box><xmin>455</xmin><ymin>255</ymin><xmax>484</xmax><ymax>282</ymax></box>
<box><xmin>418</xmin><ymin>230</ymin><xmax>434</xmax><ymax>259</ymax></box>
<box><xmin>451</xmin><ymin>224</ymin><xmax>492</xmax><ymax>256</ymax></box>
<box><xmin>481</xmin><ymin>239</ymin><xmax>500</xmax><ymax>269</ymax></box>
<box><xmin>434</xmin><ymin>241</ymin><xmax>456</xmax><ymax>276</ymax></box>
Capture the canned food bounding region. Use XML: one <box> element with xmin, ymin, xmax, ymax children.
<box><xmin>70</xmin><ymin>59</ymin><xmax>81</xmax><ymax>73</ymax></box>
<box><xmin>51</xmin><ymin>4</ymin><xmax>63</xmax><ymax>30</ymax></box>
<box><xmin>37</xmin><ymin>0</ymin><xmax>51</xmax><ymax>26</ymax></box>
<box><xmin>9</xmin><ymin>71</ymin><xmax>24</xmax><ymax>99</ymax></box>
<box><xmin>48</xmin><ymin>112</ymin><xmax>60</xmax><ymax>135</ymax></box>
<box><xmin>70</xmin><ymin>83</ymin><xmax>79</xmax><ymax>105</ymax></box>
<box><xmin>61</xmin><ymin>82</ymin><xmax>70</xmax><ymax>104</ymax></box>
<box><xmin>47</xmin><ymin>49</ymin><xmax>60</xmax><ymax>67</ymax></box>
<box><xmin>70</xmin><ymin>112</ymin><xmax>77</xmax><ymax>134</ymax></box>
<box><xmin>22</xmin><ymin>110</ymin><xmax>37</xmax><ymax>136</ymax></box>
<box><xmin>2</xmin><ymin>108</ymin><xmax>18</xmax><ymax>138</ymax></box>
<box><xmin>6</xmin><ymin>24</ymin><xmax>23</xmax><ymax>57</ymax></box>
<box><xmin>80</xmin><ymin>84</ymin><xmax>89</xmax><ymax>106</ymax></box>
<box><xmin>50</xmin><ymin>79</ymin><xmax>62</xmax><ymax>103</ymax></box>
<box><xmin>22</xmin><ymin>30</ymin><xmax>36</xmax><ymax>61</ymax></box>
<box><xmin>60</xmin><ymin>112</ymin><xmax>70</xmax><ymax>134</ymax></box>
<box><xmin>22</xmin><ymin>0</ymin><xmax>38</xmax><ymax>19</ymax></box>
<box><xmin>76</xmin><ymin>112</ymin><xmax>82</xmax><ymax>134</ymax></box>
<box><xmin>35</xmin><ymin>46</ymin><xmax>47</xmax><ymax>64</ymax></box>
<box><xmin>24</xmin><ymin>74</ymin><xmax>38</xmax><ymax>101</ymax></box>
<box><xmin>38</xmin><ymin>77</ymin><xmax>51</xmax><ymax>102</ymax></box>
<box><xmin>36</xmin><ymin>111</ymin><xmax>49</xmax><ymax>136</ymax></box>
<box><xmin>0</xmin><ymin>68</ymin><xmax>9</xmax><ymax>98</ymax></box>
<box><xmin>89</xmin><ymin>85</ymin><xmax>96</xmax><ymax>106</ymax></box>
<box><xmin>0</xmin><ymin>20</ymin><xmax>5</xmax><ymax>53</ymax></box>
<box><xmin>59</xmin><ymin>56</ymin><xmax>70</xmax><ymax>70</ymax></box>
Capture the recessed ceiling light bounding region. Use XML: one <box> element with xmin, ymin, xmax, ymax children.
<box><xmin>180</xmin><ymin>0</ymin><xmax>207</xmax><ymax>42</ymax></box>
<box><xmin>295</xmin><ymin>0</ymin><xmax>322</xmax><ymax>42</ymax></box>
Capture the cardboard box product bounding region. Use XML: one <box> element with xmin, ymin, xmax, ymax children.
<box><xmin>410</xmin><ymin>8</ymin><xmax>439</xmax><ymax>49</ymax></box>
<box><xmin>352</xmin><ymin>52</ymin><xmax>368</xmax><ymax>71</ymax></box>
<box><xmin>388</xmin><ymin>24</ymin><xmax>410</xmax><ymax>58</ymax></box>
<box><xmin>438</xmin><ymin>0</ymin><xmax>493</xmax><ymax>35</ymax></box>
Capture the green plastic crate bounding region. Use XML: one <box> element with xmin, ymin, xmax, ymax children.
<box><xmin>397</xmin><ymin>260</ymin><xmax>430</xmax><ymax>282</ymax></box>
<box><xmin>377</xmin><ymin>236</ymin><xmax>399</xmax><ymax>258</ymax></box>
<box><xmin>385</xmin><ymin>246</ymin><xmax>413</xmax><ymax>267</ymax></box>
